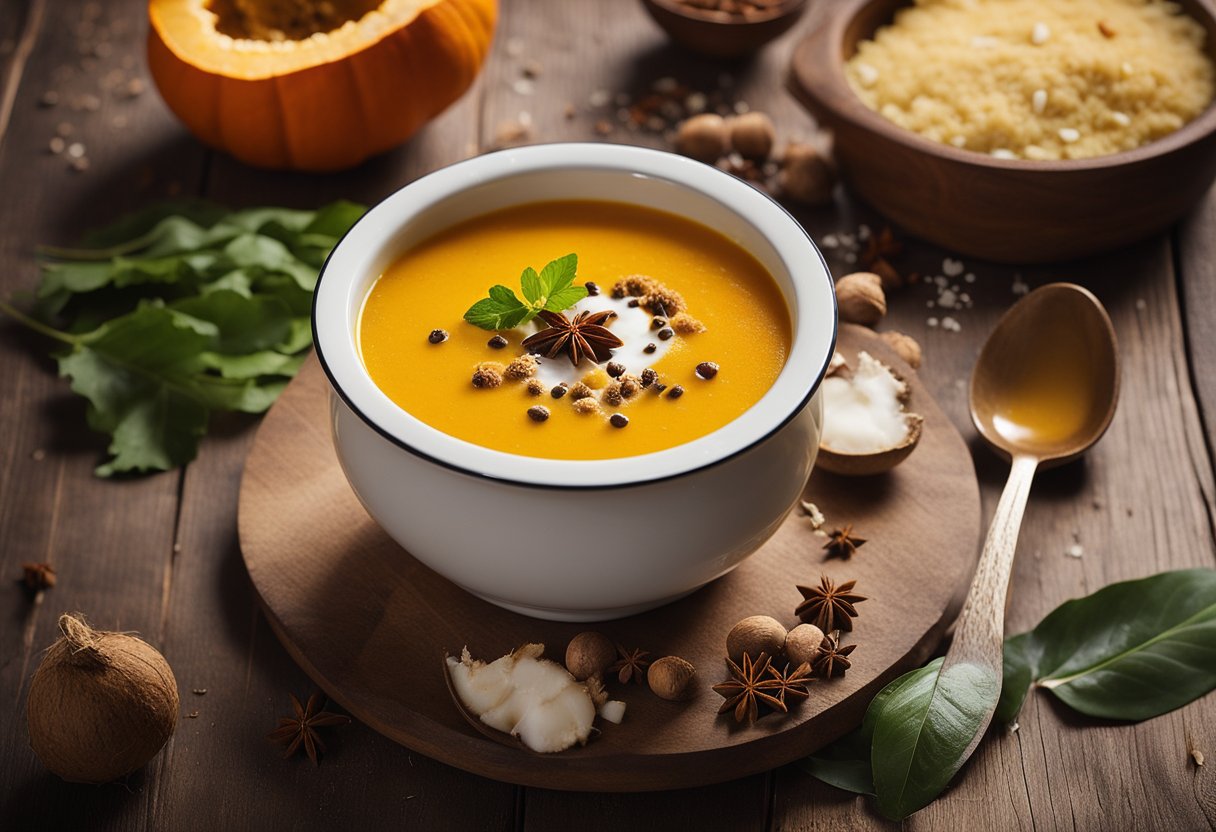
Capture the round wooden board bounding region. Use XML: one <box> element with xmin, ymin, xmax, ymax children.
<box><xmin>238</xmin><ymin>324</ymin><xmax>980</xmax><ymax>792</ymax></box>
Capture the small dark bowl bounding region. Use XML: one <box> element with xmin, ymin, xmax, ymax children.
<box><xmin>641</xmin><ymin>0</ymin><xmax>809</xmax><ymax>59</ymax></box>
<box><xmin>790</xmin><ymin>0</ymin><xmax>1216</xmax><ymax>263</ymax></box>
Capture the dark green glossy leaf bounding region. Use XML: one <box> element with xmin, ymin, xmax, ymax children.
<box><xmin>995</xmin><ymin>633</ymin><xmax>1034</xmax><ymax>724</ymax></box>
<box><xmin>997</xmin><ymin>569</ymin><xmax>1216</xmax><ymax>722</ymax></box>
<box><xmin>872</xmin><ymin>659</ymin><xmax>999</xmax><ymax>820</ymax></box>
<box><xmin>798</xmin><ymin>727</ymin><xmax>874</xmax><ymax>795</ymax></box>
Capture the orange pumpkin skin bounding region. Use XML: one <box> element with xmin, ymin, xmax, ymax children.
<box><xmin>147</xmin><ymin>0</ymin><xmax>496</xmax><ymax>172</ymax></box>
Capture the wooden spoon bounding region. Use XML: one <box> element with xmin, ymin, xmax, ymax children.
<box><xmin>949</xmin><ymin>283</ymin><xmax>1119</xmax><ymax>756</ymax></box>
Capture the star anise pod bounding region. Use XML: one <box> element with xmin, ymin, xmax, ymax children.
<box><xmin>813</xmin><ymin>634</ymin><xmax>856</xmax><ymax>679</ymax></box>
<box><xmin>823</xmin><ymin>525</ymin><xmax>866</xmax><ymax>561</ymax></box>
<box><xmin>267</xmin><ymin>692</ymin><xmax>351</xmax><ymax>766</ymax></box>
<box><xmin>766</xmin><ymin>661</ymin><xmax>814</xmax><ymax>707</ymax></box>
<box><xmin>860</xmin><ymin>225</ymin><xmax>902</xmax><ymax>268</ymax></box>
<box><xmin>20</xmin><ymin>562</ymin><xmax>56</xmax><ymax>592</ymax></box>
<box><xmin>712</xmin><ymin>652</ymin><xmax>786</xmax><ymax>724</ymax></box>
<box><xmin>521</xmin><ymin>309</ymin><xmax>623</xmax><ymax>366</ymax></box>
<box><xmin>795</xmin><ymin>575</ymin><xmax>867</xmax><ymax>633</ymax></box>
<box><xmin>607</xmin><ymin>645</ymin><xmax>651</xmax><ymax>684</ymax></box>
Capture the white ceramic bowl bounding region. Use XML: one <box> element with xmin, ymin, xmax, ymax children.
<box><xmin>314</xmin><ymin>143</ymin><xmax>837</xmax><ymax>621</ymax></box>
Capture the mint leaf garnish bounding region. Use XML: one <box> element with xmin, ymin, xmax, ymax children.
<box><xmin>519</xmin><ymin>267</ymin><xmax>544</xmax><ymax>304</ymax></box>
<box><xmin>463</xmin><ymin>254</ymin><xmax>588</xmax><ymax>331</ymax></box>
<box><xmin>539</xmin><ymin>253</ymin><xmax>578</xmax><ymax>294</ymax></box>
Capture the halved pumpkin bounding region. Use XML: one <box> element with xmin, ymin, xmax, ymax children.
<box><xmin>148</xmin><ymin>0</ymin><xmax>496</xmax><ymax>171</ymax></box>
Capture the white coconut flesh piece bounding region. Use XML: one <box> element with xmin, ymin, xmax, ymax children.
<box><xmin>820</xmin><ymin>351</ymin><xmax>919</xmax><ymax>454</ymax></box>
<box><xmin>446</xmin><ymin>644</ymin><xmax>597</xmax><ymax>753</ymax></box>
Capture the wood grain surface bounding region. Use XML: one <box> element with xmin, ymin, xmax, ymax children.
<box><xmin>0</xmin><ymin>0</ymin><xmax>1213</xmax><ymax>828</ymax></box>
<box><xmin>236</xmin><ymin>326</ymin><xmax>979</xmax><ymax>791</ymax></box>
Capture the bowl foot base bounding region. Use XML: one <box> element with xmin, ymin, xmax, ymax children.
<box><xmin>464</xmin><ymin>586</ymin><xmax>701</xmax><ymax>622</ymax></box>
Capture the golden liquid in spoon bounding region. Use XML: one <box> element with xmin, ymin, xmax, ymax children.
<box><xmin>989</xmin><ymin>323</ymin><xmax>1100</xmax><ymax>451</ymax></box>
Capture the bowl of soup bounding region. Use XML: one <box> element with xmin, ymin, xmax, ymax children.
<box><xmin>313</xmin><ymin>143</ymin><xmax>837</xmax><ymax>621</ymax></box>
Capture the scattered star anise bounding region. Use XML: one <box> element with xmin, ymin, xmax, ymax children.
<box><xmin>813</xmin><ymin>634</ymin><xmax>856</xmax><ymax>679</ymax></box>
<box><xmin>766</xmin><ymin>661</ymin><xmax>814</xmax><ymax>707</ymax></box>
<box><xmin>20</xmin><ymin>562</ymin><xmax>56</xmax><ymax>592</ymax></box>
<box><xmin>860</xmin><ymin>225</ymin><xmax>902</xmax><ymax>268</ymax></box>
<box><xmin>267</xmin><ymin>692</ymin><xmax>351</xmax><ymax>766</ymax></box>
<box><xmin>795</xmin><ymin>575</ymin><xmax>867</xmax><ymax>633</ymax></box>
<box><xmin>823</xmin><ymin>525</ymin><xmax>866</xmax><ymax>561</ymax></box>
<box><xmin>521</xmin><ymin>309</ymin><xmax>623</xmax><ymax>366</ymax></box>
<box><xmin>712</xmin><ymin>652</ymin><xmax>786</xmax><ymax>724</ymax></box>
<box><xmin>607</xmin><ymin>645</ymin><xmax>651</xmax><ymax>684</ymax></box>
<box><xmin>860</xmin><ymin>226</ymin><xmax>904</xmax><ymax>288</ymax></box>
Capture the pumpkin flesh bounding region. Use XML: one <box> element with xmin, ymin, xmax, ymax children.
<box><xmin>148</xmin><ymin>0</ymin><xmax>496</xmax><ymax>170</ymax></box>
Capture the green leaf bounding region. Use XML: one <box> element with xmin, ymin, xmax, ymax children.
<box><xmin>995</xmin><ymin>633</ymin><xmax>1035</xmax><ymax>724</ymax></box>
<box><xmin>304</xmin><ymin>200</ymin><xmax>366</xmax><ymax>238</ymax></box>
<box><xmin>539</xmin><ymin>253</ymin><xmax>578</xmax><ymax>294</ymax></box>
<box><xmin>519</xmin><ymin>267</ymin><xmax>544</xmax><ymax>304</ymax></box>
<box><xmin>6</xmin><ymin>199</ymin><xmax>365</xmax><ymax>477</ymax></box>
<box><xmin>544</xmin><ymin>285</ymin><xmax>588</xmax><ymax>312</ymax></box>
<box><xmin>464</xmin><ymin>285</ymin><xmax>529</xmax><ymax>330</ymax></box>
<box><xmin>278</xmin><ymin>318</ymin><xmax>314</xmax><ymax>354</ymax></box>
<box><xmin>171</xmin><ymin>290</ymin><xmax>293</xmax><ymax>354</ymax></box>
<box><xmin>223</xmin><ymin>234</ymin><xmax>318</xmax><ymax>291</ymax></box>
<box><xmin>997</xmin><ymin>569</ymin><xmax>1216</xmax><ymax>722</ymax></box>
<box><xmin>200</xmin><ymin>350</ymin><xmax>306</xmax><ymax>380</ymax></box>
<box><xmin>57</xmin><ymin>303</ymin><xmax>217</xmax><ymax>475</ymax></box>
<box><xmin>798</xmin><ymin>727</ymin><xmax>875</xmax><ymax>795</ymax></box>
<box><xmin>871</xmin><ymin>659</ymin><xmax>999</xmax><ymax>820</ymax></box>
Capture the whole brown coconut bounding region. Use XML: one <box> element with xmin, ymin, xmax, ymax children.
<box><xmin>27</xmin><ymin>613</ymin><xmax>179</xmax><ymax>783</ymax></box>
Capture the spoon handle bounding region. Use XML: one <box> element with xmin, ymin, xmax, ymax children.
<box><xmin>944</xmin><ymin>453</ymin><xmax>1038</xmax><ymax>679</ymax></box>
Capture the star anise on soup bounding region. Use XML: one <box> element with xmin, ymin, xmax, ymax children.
<box><xmin>521</xmin><ymin>309</ymin><xmax>623</xmax><ymax>366</ymax></box>
<box><xmin>267</xmin><ymin>692</ymin><xmax>351</xmax><ymax>765</ymax></box>
<box><xmin>712</xmin><ymin>652</ymin><xmax>786</xmax><ymax>725</ymax></box>
<box><xmin>608</xmin><ymin>645</ymin><xmax>651</xmax><ymax>684</ymax></box>
<box><xmin>766</xmin><ymin>661</ymin><xmax>814</xmax><ymax>707</ymax></box>
<box><xmin>813</xmin><ymin>634</ymin><xmax>856</xmax><ymax>679</ymax></box>
<box><xmin>795</xmin><ymin>575</ymin><xmax>867</xmax><ymax>633</ymax></box>
<box><xmin>823</xmin><ymin>525</ymin><xmax>866</xmax><ymax>561</ymax></box>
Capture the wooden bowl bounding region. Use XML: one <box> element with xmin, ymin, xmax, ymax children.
<box><xmin>641</xmin><ymin>0</ymin><xmax>808</xmax><ymax>59</ymax></box>
<box><xmin>789</xmin><ymin>0</ymin><xmax>1216</xmax><ymax>263</ymax></box>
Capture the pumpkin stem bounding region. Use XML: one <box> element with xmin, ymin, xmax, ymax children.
<box><xmin>58</xmin><ymin>613</ymin><xmax>107</xmax><ymax>668</ymax></box>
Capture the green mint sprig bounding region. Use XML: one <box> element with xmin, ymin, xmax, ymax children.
<box><xmin>463</xmin><ymin>253</ymin><xmax>587</xmax><ymax>331</ymax></box>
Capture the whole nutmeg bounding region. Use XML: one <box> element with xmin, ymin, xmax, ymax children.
<box><xmin>726</xmin><ymin>615</ymin><xmax>787</xmax><ymax>663</ymax></box>
<box><xmin>565</xmin><ymin>631</ymin><xmax>617</xmax><ymax>681</ymax></box>
<box><xmin>784</xmin><ymin>623</ymin><xmax>825</xmax><ymax>668</ymax></box>
<box><xmin>730</xmin><ymin>112</ymin><xmax>775</xmax><ymax>161</ymax></box>
<box><xmin>779</xmin><ymin>142</ymin><xmax>836</xmax><ymax>206</ymax></box>
<box><xmin>835</xmin><ymin>272</ymin><xmax>887</xmax><ymax>326</ymax></box>
<box><xmin>647</xmin><ymin>656</ymin><xmax>696</xmax><ymax>701</ymax></box>
<box><xmin>880</xmin><ymin>330</ymin><xmax>923</xmax><ymax>369</ymax></box>
<box><xmin>675</xmin><ymin>114</ymin><xmax>730</xmax><ymax>163</ymax></box>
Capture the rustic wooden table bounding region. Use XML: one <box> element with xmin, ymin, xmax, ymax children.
<box><xmin>1</xmin><ymin>0</ymin><xmax>1214</xmax><ymax>829</ymax></box>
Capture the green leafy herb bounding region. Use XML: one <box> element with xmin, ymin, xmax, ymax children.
<box><xmin>800</xmin><ymin>569</ymin><xmax>1216</xmax><ymax>820</ymax></box>
<box><xmin>463</xmin><ymin>253</ymin><xmax>586</xmax><ymax>331</ymax></box>
<box><xmin>0</xmin><ymin>201</ymin><xmax>365</xmax><ymax>476</ymax></box>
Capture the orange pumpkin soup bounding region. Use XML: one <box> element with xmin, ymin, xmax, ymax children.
<box><xmin>358</xmin><ymin>200</ymin><xmax>791</xmax><ymax>459</ymax></box>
